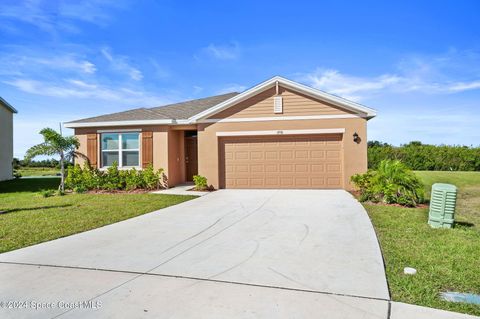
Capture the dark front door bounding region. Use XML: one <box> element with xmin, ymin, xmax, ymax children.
<box><xmin>185</xmin><ymin>136</ymin><xmax>198</xmax><ymax>182</ymax></box>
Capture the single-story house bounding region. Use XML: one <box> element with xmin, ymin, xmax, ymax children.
<box><xmin>65</xmin><ymin>76</ymin><xmax>376</xmax><ymax>190</ymax></box>
<box><xmin>0</xmin><ymin>97</ymin><xmax>17</xmax><ymax>181</ymax></box>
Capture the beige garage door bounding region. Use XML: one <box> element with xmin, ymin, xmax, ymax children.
<box><xmin>219</xmin><ymin>134</ymin><xmax>343</xmax><ymax>189</ymax></box>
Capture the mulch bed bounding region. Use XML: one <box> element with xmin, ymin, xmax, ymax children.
<box><xmin>348</xmin><ymin>190</ymin><xmax>429</xmax><ymax>208</ymax></box>
<box><xmin>187</xmin><ymin>187</ymin><xmax>216</xmax><ymax>192</ymax></box>
<box><xmin>85</xmin><ymin>189</ymin><xmax>160</xmax><ymax>194</ymax></box>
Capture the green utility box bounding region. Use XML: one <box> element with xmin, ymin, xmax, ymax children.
<box><xmin>428</xmin><ymin>183</ymin><xmax>457</xmax><ymax>228</ymax></box>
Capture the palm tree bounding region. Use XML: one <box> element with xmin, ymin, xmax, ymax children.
<box><xmin>25</xmin><ymin>128</ymin><xmax>81</xmax><ymax>192</ymax></box>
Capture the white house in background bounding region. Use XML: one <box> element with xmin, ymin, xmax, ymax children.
<box><xmin>0</xmin><ymin>97</ymin><xmax>17</xmax><ymax>181</ymax></box>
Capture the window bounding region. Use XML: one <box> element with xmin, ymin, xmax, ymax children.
<box><xmin>101</xmin><ymin>132</ymin><xmax>140</xmax><ymax>168</ymax></box>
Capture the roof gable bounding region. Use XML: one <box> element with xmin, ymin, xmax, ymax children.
<box><xmin>208</xmin><ymin>86</ymin><xmax>359</xmax><ymax>120</ymax></box>
<box><xmin>189</xmin><ymin>76</ymin><xmax>376</xmax><ymax>121</ymax></box>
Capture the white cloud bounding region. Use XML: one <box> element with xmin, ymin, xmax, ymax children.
<box><xmin>301</xmin><ymin>51</ymin><xmax>480</xmax><ymax>101</ymax></box>
<box><xmin>101</xmin><ymin>47</ymin><xmax>143</xmax><ymax>81</ymax></box>
<box><xmin>216</xmin><ymin>84</ymin><xmax>246</xmax><ymax>94</ymax></box>
<box><xmin>302</xmin><ymin>69</ymin><xmax>480</xmax><ymax>102</ymax></box>
<box><xmin>303</xmin><ymin>70</ymin><xmax>401</xmax><ymax>100</ymax></box>
<box><xmin>0</xmin><ymin>52</ymin><xmax>97</xmax><ymax>77</ymax></box>
<box><xmin>192</xmin><ymin>86</ymin><xmax>203</xmax><ymax>95</ymax></box>
<box><xmin>203</xmin><ymin>42</ymin><xmax>240</xmax><ymax>60</ymax></box>
<box><xmin>34</xmin><ymin>56</ymin><xmax>96</xmax><ymax>74</ymax></box>
<box><xmin>0</xmin><ymin>0</ymin><xmax>129</xmax><ymax>34</ymax></box>
<box><xmin>5</xmin><ymin>78</ymin><xmax>165</xmax><ymax>106</ymax></box>
<box><xmin>447</xmin><ymin>81</ymin><xmax>480</xmax><ymax>92</ymax></box>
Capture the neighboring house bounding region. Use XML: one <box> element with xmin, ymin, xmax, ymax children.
<box><xmin>65</xmin><ymin>76</ymin><xmax>376</xmax><ymax>190</ymax></box>
<box><xmin>0</xmin><ymin>97</ymin><xmax>17</xmax><ymax>181</ymax></box>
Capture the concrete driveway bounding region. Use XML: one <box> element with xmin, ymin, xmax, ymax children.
<box><xmin>0</xmin><ymin>190</ymin><xmax>390</xmax><ymax>318</ymax></box>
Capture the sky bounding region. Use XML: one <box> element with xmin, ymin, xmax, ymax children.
<box><xmin>1</xmin><ymin>0</ymin><xmax>479</xmax><ymax>158</ymax></box>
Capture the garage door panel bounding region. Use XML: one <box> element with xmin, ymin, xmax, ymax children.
<box><xmin>295</xmin><ymin>177</ymin><xmax>309</xmax><ymax>187</ymax></box>
<box><xmin>250</xmin><ymin>178</ymin><xmax>264</xmax><ymax>187</ymax></box>
<box><xmin>235</xmin><ymin>165</ymin><xmax>249</xmax><ymax>173</ymax></box>
<box><xmin>327</xmin><ymin>177</ymin><xmax>342</xmax><ymax>186</ymax></box>
<box><xmin>225</xmin><ymin>151</ymin><xmax>234</xmax><ymax>160</ymax></box>
<box><xmin>327</xmin><ymin>163</ymin><xmax>342</xmax><ymax>172</ymax></box>
<box><xmin>326</xmin><ymin>150</ymin><xmax>341</xmax><ymax>159</ymax></box>
<box><xmin>220</xmin><ymin>134</ymin><xmax>343</xmax><ymax>189</ymax></box>
<box><xmin>311</xmin><ymin>177</ymin><xmax>326</xmax><ymax>187</ymax></box>
<box><xmin>265</xmin><ymin>151</ymin><xmax>278</xmax><ymax>160</ymax></box>
<box><xmin>279</xmin><ymin>151</ymin><xmax>293</xmax><ymax>159</ymax></box>
<box><xmin>265</xmin><ymin>164</ymin><xmax>278</xmax><ymax>173</ymax></box>
<box><xmin>280</xmin><ymin>177</ymin><xmax>294</xmax><ymax>187</ymax></box>
<box><xmin>265</xmin><ymin>177</ymin><xmax>279</xmax><ymax>186</ymax></box>
<box><xmin>295</xmin><ymin>150</ymin><xmax>308</xmax><ymax>159</ymax></box>
<box><xmin>311</xmin><ymin>150</ymin><xmax>325</xmax><ymax>159</ymax></box>
<box><xmin>280</xmin><ymin>164</ymin><xmax>294</xmax><ymax>172</ymax></box>
<box><xmin>250</xmin><ymin>151</ymin><xmax>264</xmax><ymax>160</ymax></box>
<box><xmin>311</xmin><ymin>163</ymin><xmax>325</xmax><ymax>173</ymax></box>
<box><xmin>250</xmin><ymin>164</ymin><xmax>264</xmax><ymax>173</ymax></box>
<box><xmin>295</xmin><ymin>164</ymin><xmax>308</xmax><ymax>173</ymax></box>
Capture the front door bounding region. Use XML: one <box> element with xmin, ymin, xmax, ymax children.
<box><xmin>185</xmin><ymin>136</ymin><xmax>198</xmax><ymax>182</ymax></box>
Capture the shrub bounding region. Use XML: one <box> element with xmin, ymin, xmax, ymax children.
<box><xmin>142</xmin><ymin>164</ymin><xmax>164</xmax><ymax>190</ymax></box>
<box><xmin>73</xmin><ymin>185</ymin><xmax>87</xmax><ymax>193</ymax></box>
<box><xmin>13</xmin><ymin>170</ymin><xmax>22</xmax><ymax>179</ymax></box>
<box><xmin>124</xmin><ymin>168</ymin><xmax>143</xmax><ymax>191</ymax></box>
<box><xmin>102</xmin><ymin>162</ymin><xmax>124</xmax><ymax>191</ymax></box>
<box><xmin>193</xmin><ymin>175</ymin><xmax>208</xmax><ymax>191</ymax></box>
<box><xmin>351</xmin><ymin>159</ymin><xmax>425</xmax><ymax>207</ymax></box>
<box><xmin>65</xmin><ymin>164</ymin><xmax>83</xmax><ymax>190</ymax></box>
<box><xmin>81</xmin><ymin>163</ymin><xmax>102</xmax><ymax>190</ymax></box>
<box><xmin>38</xmin><ymin>189</ymin><xmax>55</xmax><ymax>198</ymax></box>
<box><xmin>368</xmin><ymin>141</ymin><xmax>480</xmax><ymax>171</ymax></box>
<box><xmin>64</xmin><ymin>162</ymin><xmax>165</xmax><ymax>192</ymax></box>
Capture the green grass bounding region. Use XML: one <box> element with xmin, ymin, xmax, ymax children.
<box><xmin>18</xmin><ymin>167</ymin><xmax>60</xmax><ymax>177</ymax></box>
<box><xmin>365</xmin><ymin>171</ymin><xmax>480</xmax><ymax>316</ymax></box>
<box><xmin>0</xmin><ymin>178</ymin><xmax>197</xmax><ymax>254</ymax></box>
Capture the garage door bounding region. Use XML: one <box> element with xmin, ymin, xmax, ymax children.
<box><xmin>219</xmin><ymin>134</ymin><xmax>343</xmax><ymax>189</ymax></box>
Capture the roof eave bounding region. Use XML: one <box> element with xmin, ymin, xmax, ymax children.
<box><xmin>64</xmin><ymin>119</ymin><xmax>175</xmax><ymax>128</ymax></box>
<box><xmin>0</xmin><ymin>97</ymin><xmax>18</xmax><ymax>113</ymax></box>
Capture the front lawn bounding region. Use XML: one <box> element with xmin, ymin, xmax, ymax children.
<box><xmin>0</xmin><ymin>178</ymin><xmax>196</xmax><ymax>254</ymax></box>
<box><xmin>17</xmin><ymin>167</ymin><xmax>60</xmax><ymax>177</ymax></box>
<box><xmin>365</xmin><ymin>171</ymin><xmax>480</xmax><ymax>316</ymax></box>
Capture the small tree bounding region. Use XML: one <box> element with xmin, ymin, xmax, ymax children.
<box><xmin>25</xmin><ymin>128</ymin><xmax>81</xmax><ymax>192</ymax></box>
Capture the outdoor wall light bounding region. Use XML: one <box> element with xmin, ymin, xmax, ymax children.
<box><xmin>353</xmin><ymin>132</ymin><xmax>360</xmax><ymax>143</ymax></box>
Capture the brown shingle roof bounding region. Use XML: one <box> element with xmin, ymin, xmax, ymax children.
<box><xmin>67</xmin><ymin>92</ymin><xmax>239</xmax><ymax>124</ymax></box>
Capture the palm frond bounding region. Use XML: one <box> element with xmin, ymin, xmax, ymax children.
<box><xmin>25</xmin><ymin>143</ymin><xmax>58</xmax><ymax>160</ymax></box>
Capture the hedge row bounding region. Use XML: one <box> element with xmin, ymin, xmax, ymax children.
<box><xmin>368</xmin><ymin>141</ymin><xmax>480</xmax><ymax>171</ymax></box>
<box><xmin>65</xmin><ymin>162</ymin><xmax>165</xmax><ymax>192</ymax></box>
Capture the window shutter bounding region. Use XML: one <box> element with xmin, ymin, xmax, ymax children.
<box><xmin>87</xmin><ymin>134</ymin><xmax>98</xmax><ymax>168</ymax></box>
<box><xmin>142</xmin><ymin>131</ymin><xmax>153</xmax><ymax>168</ymax></box>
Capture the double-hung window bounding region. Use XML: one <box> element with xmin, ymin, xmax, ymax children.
<box><xmin>101</xmin><ymin>132</ymin><xmax>140</xmax><ymax>168</ymax></box>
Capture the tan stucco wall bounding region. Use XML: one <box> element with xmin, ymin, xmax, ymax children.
<box><xmin>75</xmin><ymin>126</ymin><xmax>180</xmax><ymax>187</ymax></box>
<box><xmin>0</xmin><ymin>106</ymin><xmax>14</xmax><ymax>181</ymax></box>
<box><xmin>198</xmin><ymin>118</ymin><xmax>367</xmax><ymax>190</ymax></box>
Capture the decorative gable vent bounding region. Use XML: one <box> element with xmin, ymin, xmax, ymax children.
<box><xmin>273</xmin><ymin>96</ymin><xmax>283</xmax><ymax>114</ymax></box>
